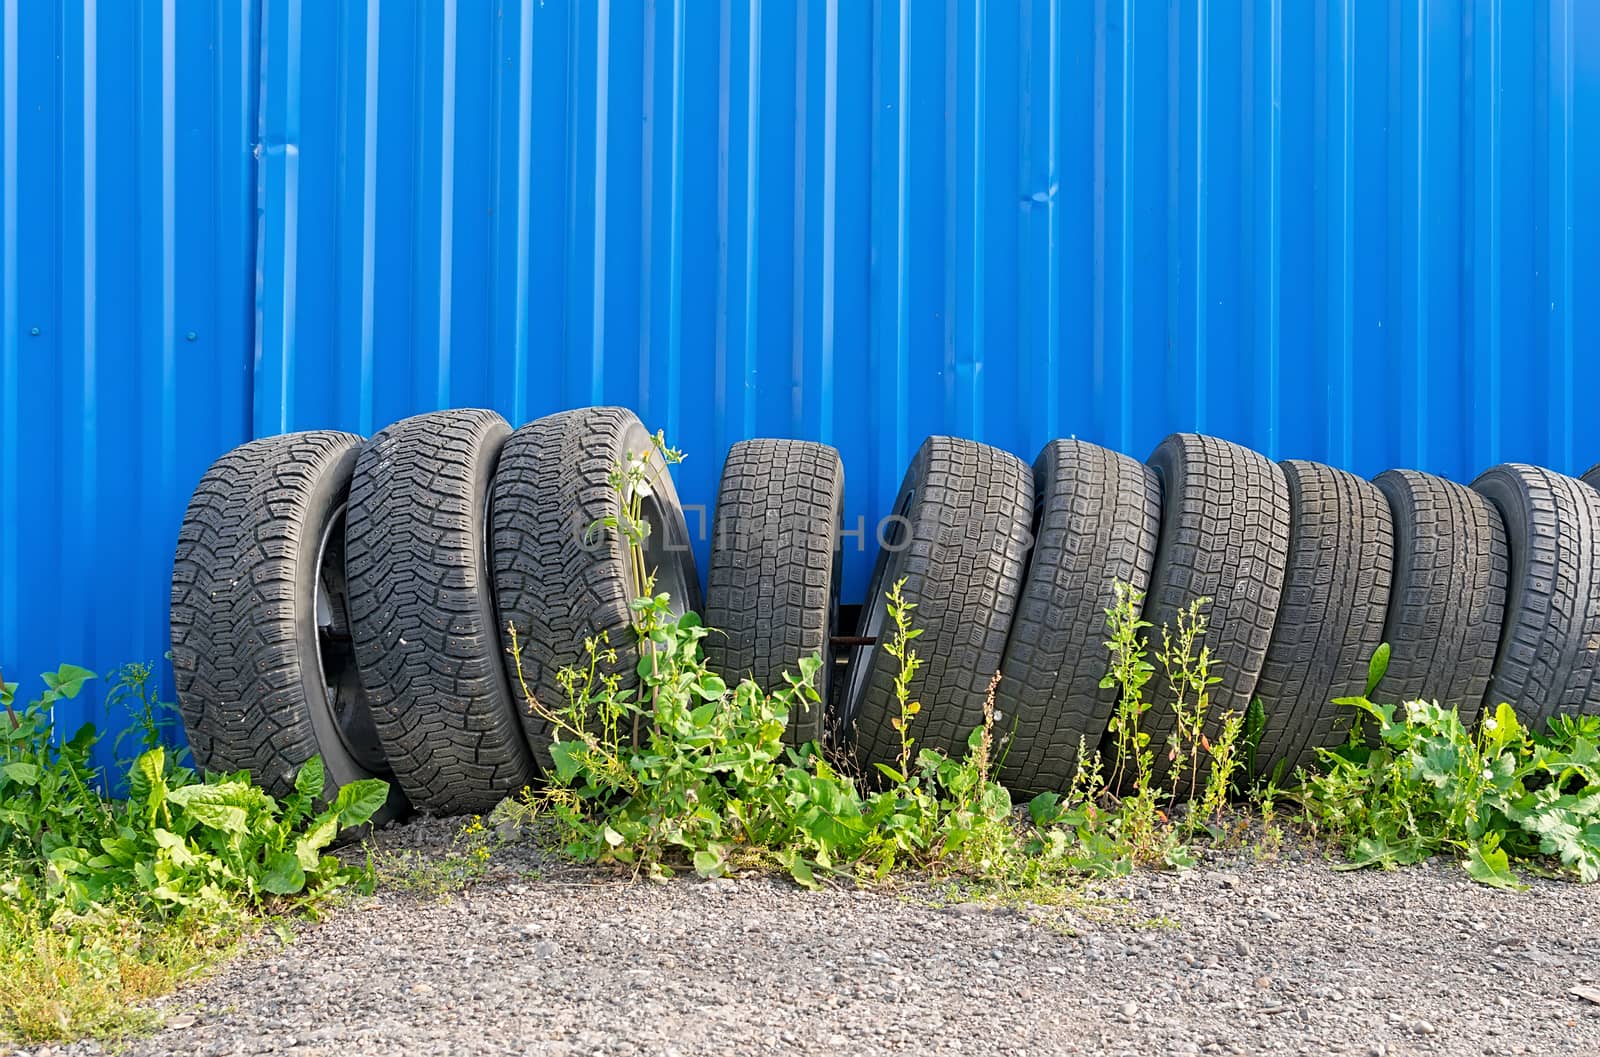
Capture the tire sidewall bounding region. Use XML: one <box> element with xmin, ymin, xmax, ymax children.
<box><xmin>838</xmin><ymin>442</ymin><xmax>928</xmax><ymax>744</ymax></box>
<box><xmin>293</xmin><ymin>444</ymin><xmax>363</xmax><ymax>789</ymax></box>
<box><xmin>615</xmin><ymin>417</ymin><xmax>704</xmax><ymax>617</ymax></box>
<box><xmin>1471</xmin><ymin>466</ymin><xmax>1532</xmax><ymax>697</ymax></box>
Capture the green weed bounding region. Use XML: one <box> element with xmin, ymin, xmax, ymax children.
<box><xmin>371</xmin><ymin>816</ymin><xmax>499</xmax><ymax>898</ymax></box>
<box><xmin>1296</xmin><ymin>646</ymin><xmax>1600</xmax><ymax>888</ymax></box>
<box><xmin>1085</xmin><ymin>585</ymin><xmax>1243</xmax><ymax>868</ymax></box>
<box><xmin>1250</xmin><ymin>775</ymin><xmax>1287</xmax><ymax>860</ymax></box>
<box><xmin>107</xmin><ymin>661</ymin><xmax>187</xmax><ymax>762</ymax></box>
<box><xmin>505</xmin><ymin>438</ymin><xmax>1254</xmax><ymax>900</ymax></box>
<box><xmin>1154</xmin><ymin>598</ymin><xmax>1230</xmax><ymax>814</ymax></box>
<box><xmin>0</xmin><ymin>664</ymin><xmax>388</xmax><ymax>1042</ymax></box>
<box><xmin>509</xmin><ymin>578</ymin><xmax>1080</xmax><ymax>893</ymax></box>
<box><xmin>1101</xmin><ymin>581</ymin><xmax>1155</xmax><ymax>798</ymax></box>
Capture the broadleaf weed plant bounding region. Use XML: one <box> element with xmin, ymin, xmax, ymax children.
<box><xmin>1101</xmin><ymin>581</ymin><xmax>1155</xmax><ymax>796</ymax></box>
<box><xmin>594</xmin><ymin>430</ymin><xmax>685</xmax><ymax>740</ymax></box>
<box><xmin>0</xmin><ymin>664</ymin><xmax>388</xmax><ymax>1042</ymax></box>
<box><xmin>106</xmin><ymin>661</ymin><xmax>188</xmax><ymax>762</ymax></box>
<box><xmin>1086</xmin><ymin>584</ymin><xmax>1249</xmax><ymax>867</ymax></box>
<box><xmin>1154</xmin><ymin>599</ymin><xmax>1231</xmax><ymax>817</ymax></box>
<box><xmin>1295</xmin><ymin>644</ymin><xmax>1600</xmax><ymax>888</ymax></box>
<box><xmin>878</xmin><ymin>579</ymin><xmax>925</xmax><ymax>783</ymax></box>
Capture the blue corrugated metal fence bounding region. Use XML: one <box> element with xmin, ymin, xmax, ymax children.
<box><xmin>2</xmin><ymin>0</ymin><xmax>1598</xmax><ymax>753</ymax></box>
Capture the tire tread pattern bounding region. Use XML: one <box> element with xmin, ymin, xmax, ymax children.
<box><xmin>995</xmin><ymin>440</ymin><xmax>1161</xmax><ymax>794</ymax></box>
<box><xmin>1373</xmin><ymin>468</ymin><xmax>1507</xmax><ymax>726</ymax></box>
<box><xmin>170</xmin><ymin>432</ymin><xmax>361</xmax><ymax>796</ymax></box>
<box><xmin>1252</xmin><ymin>460</ymin><xmax>1394</xmax><ymax>776</ymax></box>
<box><xmin>491</xmin><ymin>407</ymin><xmax>703</xmax><ymax>770</ymax></box>
<box><xmin>1133</xmin><ymin>434</ymin><xmax>1291</xmax><ymax>787</ymax></box>
<box><xmin>847</xmin><ymin>437</ymin><xmax>1034</xmax><ymax>769</ymax></box>
<box><xmin>703</xmin><ymin>439</ymin><xmax>844</xmax><ymax>746</ymax></box>
<box><xmin>346</xmin><ymin>409</ymin><xmax>536</xmax><ymax>814</ymax></box>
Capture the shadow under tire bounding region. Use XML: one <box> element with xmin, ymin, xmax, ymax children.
<box><xmin>702</xmin><ymin>439</ymin><xmax>844</xmax><ymax>747</ymax></box>
<box><xmin>1124</xmin><ymin>433</ymin><xmax>1291</xmax><ymax>790</ymax></box>
<box><xmin>841</xmin><ymin>436</ymin><xmax>1034</xmax><ymax>771</ymax></box>
<box><xmin>1372</xmin><ymin>469</ymin><xmax>1507</xmax><ymax>726</ymax></box>
<box><xmin>1252</xmin><ymin>460</ymin><xmax>1394</xmax><ymax>779</ymax></box>
<box><xmin>346</xmin><ymin>409</ymin><xmax>537</xmax><ymax>814</ymax></box>
<box><xmin>491</xmin><ymin>406</ymin><xmax>703</xmax><ymax>771</ymax></box>
<box><xmin>1472</xmin><ymin>463</ymin><xmax>1600</xmax><ymax>725</ymax></box>
<box><xmin>995</xmin><ymin>439</ymin><xmax>1161</xmax><ymax>796</ymax></box>
<box><xmin>170</xmin><ymin>431</ymin><xmax>408</xmax><ymax>822</ymax></box>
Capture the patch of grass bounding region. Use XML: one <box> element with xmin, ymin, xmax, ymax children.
<box><xmin>0</xmin><ymin>664</ymin><xmax>387</xmax><ymax>1043</ymax></box>
<box><xmin>0</xmin><ymin>897</ymin><xmax>240</xmax><ymax>1042</ymax></box>
<box><xmin>371</xmin><ymin>816</ymin><xmax>498</xmax><ymax>898</ymax></box>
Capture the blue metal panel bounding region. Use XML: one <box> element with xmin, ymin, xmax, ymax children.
<box><xmin>0</xmin><ymin>0</ymin><xmax>256</xmax><ymax>756</ymax></box>
<box><xmin>4</xmin><ymin>0</ymin><xmax>1600</xmax><ymax>754</ymax></box>
<box><xmin>243</xmin><ymin>0</ymin><xmax>1600</xmax><ymax>603</ymax></box>
<box><xmin>231</xmin><ymin>0</ymin><xmax>1600</xmax><ymax>585</ymax></box>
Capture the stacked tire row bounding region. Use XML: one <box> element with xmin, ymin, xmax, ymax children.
<box><xmin>170</xmin><ymin>408</ymin><xmax>699</xmax><ymax>820</ymax></box>
<box><xmin>170</xmin><ymin>407</ymin><xmax>1600</xmax><ymax>817</ymax></box>
<box><xmin>829</xmin><ymin>433</ymin><xmax>1600</xmax><ymax>797</ymax></box>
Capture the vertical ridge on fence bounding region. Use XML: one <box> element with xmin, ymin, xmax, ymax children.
<box><xmin>3</xmin><ymin>0</ymin><xmax>1598</xmax><ymax>753</ymax></box>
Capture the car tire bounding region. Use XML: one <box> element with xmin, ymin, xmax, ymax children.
<box><xmin>346</xmin><ymin>409</ymin><xmax>538</xmax><ymax>814</ymax></box>
<box><xmin>1372</xmin><ymin>469</ymin><xmax>1508</xmax><ymax>727</ymax></box>
<box><xmin>170</xmin><ymin>431</ymin><xmax>408</xmax><ymax>822</ymax></box>
<box><xmin>1473</xmin><ymin>463</ymin><xmax>1600</xmax><ymax>725</ymax></box>
<box><xmin>702</xmin><ymin>439</ymin><xmax>844</xmax><ymax>747</ymax></box>
<box><xmin>994</xmin><ymin>439</ymin><xmax>1162</xmax><ymax>796</ymax></box>
<box><xmin>490</xmin><ymin>407</ymin><xmax>703</xmax><ymax>770</ymax></box>
<box><xmin>1127</xmin><ymin>433</ymin><xmax>1291</xmax><ymax>792</ymax></box>
<box><xmin>1251</xmin><ymin>460</ymin><xmax>1393</xmax><ymax>779</ymax></box>
<box><xmin>841</xmin><ymin>437</ymin><xmax>1033</xmax><ymax>772</ymax></box>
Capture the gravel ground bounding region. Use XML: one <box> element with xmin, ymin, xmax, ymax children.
<box><xmin>26</xmin><ymin>819</ymin><xmax>1600</xmax><ymax>1057</ymax></box>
